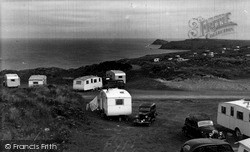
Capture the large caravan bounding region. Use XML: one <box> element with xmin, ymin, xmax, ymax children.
<box><xmin>106</xmin><ymin>70</ymin><xmax>126</xmax><ymax>83</ymax></box>
<box><xmin>73</xmin><ymin>75</ymin><xmax>102</xmax><ymax>91</ymax></box>
<box><xmin>88</xmin><ymin>88</ymin><xmax>132</xmax><ymax>117</ymax></box>
<box><xmin>217</xmin><ymin>99</ymin><xmax>250</xmax><ymax>138</ymax></box>
<box><xmin>3</xmin><ymin>74</ymin><xmax>20</xmax><ymax>88</ymax></box>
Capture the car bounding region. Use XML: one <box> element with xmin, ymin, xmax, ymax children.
<box><xmin>182</xmin><ymin>113</ymin><xmax>225</xmax><ymax>139</ymax></box>
<box><xmin>133</xmin><ymin>103</ymin><xmax>157</xmax><ymax>126</ymax></box>
<box><xmin>180</xmin><ymin>138</ymin><xmax>234</xmax><ymax>152</ymax></box>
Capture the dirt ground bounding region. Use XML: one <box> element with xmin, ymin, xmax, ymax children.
<box><xmin>65</xmin><ymin>96</ymin><xmax>245</xmax><ymax>152</ymax></box>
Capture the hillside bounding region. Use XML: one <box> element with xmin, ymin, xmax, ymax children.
<box><xmin>0</xmin><ymin>85</ymin><xmax>91</xmax><ymax>150</ymax></box>
<box><xmin>152</xmin><ymin>38</ymin><xmax>250</xmax><ymax>50</ymax></box>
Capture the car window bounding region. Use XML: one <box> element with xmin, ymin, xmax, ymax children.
<box><xmin>218</xmin><ymin>145</ymin><xmax>234</xmax><ymax>152</ymax></box>
<box><xmin>194</xmin><ymin>145</ymin><xmax>233</xmax><ymax>152</ymax></box>
<box><xmin>198</xmin><ymin>120</ymin><xmax>213</xmax><ymax>127</ymax></box>
<box><xmin>193</xmin><ymin>146</ymin><xmax>206</xmax><ymax>152</ymax></box>
<box><xmin>139</xmin><ymin>107</ymin><xmax>151</xmax><ymax>112</ymax></box>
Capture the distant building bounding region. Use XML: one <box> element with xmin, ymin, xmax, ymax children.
<box><xmin>154</xmin><ymin>58</ymin><xmax>160</xmax><ymax>62</ymax></box>
<box><xmin>208</xmin><ymin>52</ymin><xmax>214</xmax><ymax>57</ymax></box>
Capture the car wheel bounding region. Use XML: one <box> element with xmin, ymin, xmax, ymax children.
<box><xmin>235</xmin><ymin>128</ymin><xmax>243</xmax><ymax>141</ymax></box>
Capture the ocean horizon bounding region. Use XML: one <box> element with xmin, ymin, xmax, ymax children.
<box><xmin>1</xmin><ymin>38</ymin><xmax>186</xmax><ymax>71</ymax></box>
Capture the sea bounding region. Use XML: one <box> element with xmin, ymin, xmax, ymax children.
<box><xmin>0</xmin><ymin>38</ymin><xmax>186</xmax><ymax>70</ymax></box>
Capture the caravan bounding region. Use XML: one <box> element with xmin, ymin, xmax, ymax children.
<box><xmin>29</xmin><ymin>75</ymin><xmax>47</xmax><ymax>87</ymax></box>
<box><xmin>73</xmin><ymin>75</ymin><xmax>103</xmax><ymax>91</ymax></box>
<box><xmin>106</xmin><ymin>70</ymin><xmax>126</xmax><ymax>83</ymax></box>
<box><xmin>89</xmin><ymin>88</ymin><xmax>132</xmax><ymax>117</ymax></box>
<box><xmin>217</xmin><ymin>99</ymin><xmax>250</xmax><ymax>138</ymax></box>
<box><xmin>3</xmin><ymin>74</ymin><xmax>20</xmax><ymax>88</ymax></box>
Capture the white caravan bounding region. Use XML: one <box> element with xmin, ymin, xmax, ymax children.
<box><xmin>238</xmin><ymin>138</ymin><xmax>250</xmax><ymax>152</ymax></box>
<box><xmin>29</xmin><ymin>75</ymin><xmax>47</xmax><ymax>87</ymax></box>
<box><xmin>217</xmin><ymin>99</ymin><xmax>250</xmax><ymax>138</ymax></box>
<box><xmin>89</xmin><ymin>88</ymin><xmax>132</xmax><ymax>116</ymax></box>
<box><xmin>73</xmin><ymin>75</ymin><xmax>102</xmax><ymax>91</ymax></box>
<box><xmin>106</xmin><ymin>70</ymin><xmax>126</xmax><ymax>83</ymax></box>
<box><xmin>3</xmin><ymin>74</ymin><xmax>20</xmax><ymax>87</ymax></box>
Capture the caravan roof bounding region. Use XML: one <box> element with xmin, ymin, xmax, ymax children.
<box><xmin>102</xmin><ymin>88</ymin><xmax>131</xmax><ymax>98</ymax></box>
<box><xmin>225</xmin><ymin>99</ymin><xmax>250</xmax><ymax>110</ymax></box>
<box><xmin>29</xmin><ymin>75</ymin><xmax>47</xmax><ymax>80</ymax></box>
<box><xmin>238</xmin><ymin>138</ymin><xmax>250</xmax><ymax>149</ymax></box>
<box><xmin>109</xmin><ymin>70</ymin><xmax>125</xmax><ymax>75</ymax></box>
<box><xmin>75</xmin><ymin>75</ymin><xmax>100</xmax><ymax>81</ymax></box>
<box><xmin>5</xmin><ymin>74</ymin><xmax>19</xmax><ymax>79</ymax></box>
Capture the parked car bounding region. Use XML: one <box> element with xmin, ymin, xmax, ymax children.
<box><xmin>182</xmin><ymin>113</ymin><xmax>225</xmax><ymax>139</ymax></box>
<box><xmin>180</xmin><ymin>138</ymin><xmax>234</xmax><ymax>152</ymax></box>
<box><xmin>133</xmin><ymin>103</ymin><xmax>157</xmax><ymax>126</ymax></box>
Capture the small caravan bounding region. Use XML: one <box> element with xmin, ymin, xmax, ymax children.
<box><xmin>3</xmin><ymin>74</ymin><xmax>20</xmax><ymax>87</ymax></box>
<box><xmin>238</xmin><ymin>138</ymin><xmax>250</xmax><ymax>152</ymax></box>
<box><xmin>217</xmin><ymin>99</ymin><xmax>250</xmax><ymax>138</ymax></box>
<box><xmin>89</xmin><ymin>88</ymin><xmax>132</xmax><ymax>116</ymax></box>
<box><xmin>73</xmin><ymin>75</ymin><xmax>102</xmax><ymax>91</ymax></box>
<box><xmin>29</xmin><ymin>75</ymin><xmax>47</xmax><ymax>87</ymax></box>
<box><xmin>106</xmin><ymin>70</ymin><xmax>126</xmax><ymax>83</ymax></box>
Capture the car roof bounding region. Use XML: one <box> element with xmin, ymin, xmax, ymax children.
<box><xmin>183</xmin><ymin>138</ymin><xmax>230</xmax><ymax>151</ymax></box>
<box><xmin>187</xmin><ymin>113</ymin><xmax>211</xmax><ymax>122</ymax></box>
<box><xmin>139</xmin><ymin>102</ymin><xmax>156</xmax><ymax>108</ymax></box>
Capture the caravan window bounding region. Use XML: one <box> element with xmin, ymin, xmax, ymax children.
<box><xmin>237</xmin><ymin>111</ymin><xmax>243</xmax><ymax>120</ymax></box>
<box><xmin>230</xmin><ymin>107</ymin><xmax>234</xmax><ymax>117</ymax></box>
<box><xmin>249</xmin><ymin>113</ymin><xmax>250</xmax><ymax>122</ymax></box>
<box><xmin>11</xmin><ymin>79</ymin><xmax>15</xmax><ymax>82</ymax></box>
<box><xmin>118</xmin><ymin>76</ymin><xmax>123</xmax><ymax>78</ymax></box>
<box><xmin>91</xmin><ymin>79</ymin><xmax>93</xmax><ymax>83</ymax></box>
<box><xmin>33</xmin><ymin>81</ymin><xmax>38</xmax><ymax>84</ymax></box>
<box><xmin>116</xmin><ymin>99</ymin><xmax>124</xmax><ymax>105</ymax></box>
<box><xmin>221</xmin><ymin>106</ymin><xmax>226</xmax><ymax>114</ymax></box>
<box><xmin>94</xmin><ymin>79</ymin><xmax>97</xmax><ymax>83</ymax></box>
<box><xmin>99</xmin><ymin>78</ymin><xmax>101</xmax><ymax>82</ymax></box>
<box><xmin>76</xmin><ymin>81</ymin><xmax>81</xmax><ymax>85</ymax></box>
<box><xmin>86</xmin><ymin>80</ymin><xmax>89</xmax><ymax>84</ymax></box>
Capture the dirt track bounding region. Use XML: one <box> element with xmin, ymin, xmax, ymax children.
<box><xmin>82</xmin><ymin>89</ymin><xmax>250</xmax><ymax>100</ymax></box>
<box><xmin>129</xmin><ymin>89</ymin><xmax>250</xmax><ymax>99</ymax></box>
<box><xmin>68</xmin><ymin>90</ymin><xmax>248</xmax><ymax>152</ymax></box>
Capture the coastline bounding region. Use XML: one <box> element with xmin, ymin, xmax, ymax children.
<box><xmin>1</xmin><ymin>38</ymin><xmax>250</xmax><ymax>92</ymax></box>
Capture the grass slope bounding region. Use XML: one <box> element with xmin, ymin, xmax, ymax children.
<box><xmin>0</xmin><ymin>85</ymin><xmax>89</xmax><ymax>147</ymax></box>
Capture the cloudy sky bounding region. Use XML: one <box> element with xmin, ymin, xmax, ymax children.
<box><xmin>1</xmin><ymin>0</ymin><xmax>250</xmax><ymax>39</ymax></box>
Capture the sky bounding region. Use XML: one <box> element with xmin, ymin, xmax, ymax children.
<box><xmin>1</xmin><ymin>0</ymin><xmax>250</xmax><ymax>39</ymax></box>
